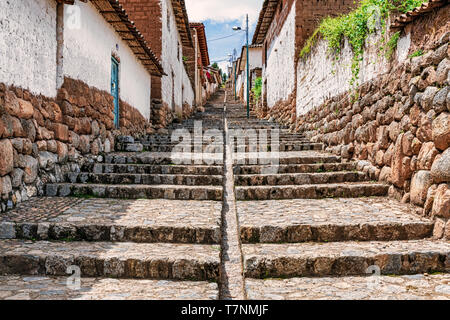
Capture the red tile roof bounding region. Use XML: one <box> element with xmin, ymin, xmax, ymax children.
<box><xmin>252</xmin><ymin>0</ymin><xmax>280</xmax><ymax>44</ymax></box>
<box><xmin>86</xmin><ymin>0</ymin><xmax>165</xmax><ymax>76</ymax></box>
<box><xmin>391</xmin><ymin>0</ymin><xmax>449</xmax><ymax>29</ymax></box>
<box><xmin>190</xmin><ymin>23</ymin><xmax>210</xmax><ymax>66</ymax></box>
<box><xmin>171</xmin><ymin>0</ymin><xmax>193</xmax><ymax>48</ymax></box>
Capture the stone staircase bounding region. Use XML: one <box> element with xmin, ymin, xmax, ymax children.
<box><xmin>0</xmin><ymin>92</ymin><xmax>227</xmax><ymax>300</ymax></box>
<box><xmin>44</xmin><ymin>98</ymin><xmax>225</xmax><ymax>201</ymax></box>
<box><xmin>225</xmin><ymin>100</ymin><xmax>450</xmax><ymax>299</ymax></box>
<box><xmin>0</xmin><ymin>90</ymin><xmax>448</xmax><ymax>300</ymax></box>
<box><xmin>228</xmin><ymin>104</ymin><xmax>390</xmax><ymax>201</ymax></box>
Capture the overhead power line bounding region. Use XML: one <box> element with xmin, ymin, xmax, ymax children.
<box><xmin>207</xmin><ymin>30</ymin><xmax>244</xmax><ymax>43</ymax></box>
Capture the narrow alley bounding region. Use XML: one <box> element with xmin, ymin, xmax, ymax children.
<box><xmin>0</xmin><ymin>0</ymin><xmax>449</xmax><ymax>303</ymax></box>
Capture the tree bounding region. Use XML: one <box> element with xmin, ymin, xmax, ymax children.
<box><xmin>211</xmin><ymin>62</ymin><xmax>219</xmax><ymax>70</ymax></box>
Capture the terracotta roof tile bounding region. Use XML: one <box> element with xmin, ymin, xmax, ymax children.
<box><xmin>252</xmin><ymin>0</ymin><xmax>280</xmax><ymax>44</ymax></box>
<box><xmin>190</xmin><ymin>23</ymin><xmax>210</xmax><ymax>66</ymax></box>
<box><xmin>89</xmin><ymin>0</ymin><xmax>165</xmax><ymax>76</ymax></box>
<box><xmin>171</xmin><ymin>0</ymin><xmax>193</xmax><ymax>48</ymax></box>
<box><xmin>391</xmin><ymin>0</ymin><xmax>448</xmax><ymax>29</ymax></box>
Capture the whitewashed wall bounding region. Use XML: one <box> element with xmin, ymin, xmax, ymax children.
<box><xmin>161</xmin><ymin>0</ymin><xmax>194</xmax><ymax>111</ymax></box>
<box><xmin>236</xmin><ymin>71</ymin><xmax>244</xmax><ymax>97</ymax></box>
<box><xmin>0</xmin><ymin>0</ymin><xmax>57</xmax><ymax>97</ymax></box>
<box><xmin>296</xmin><ymin>29</ymin><xmax>411</xmax><ymax>116</ymax></box>
<box><xmin>242</xmin><ymin>47</ymin><xmax>263</xmax><ymax>103</ymax></box>
<box><xmin>264</xmin><ymin>3</ymin><xmax>296</xmax><ymax>108</ymax></box>
<box><xmin>182</xmin><ymin>67</ymin><xmax>195</xmax><ymax>105</ymax></box>
<box><xmin>249</xmin><ymin>47</ymin><xmax>263</xmax><ymax>70</ymax></box>
<box><xmin>63</xmin><ymin>0</ymin><xmax>151</xmax><ymax>119</ymax></box>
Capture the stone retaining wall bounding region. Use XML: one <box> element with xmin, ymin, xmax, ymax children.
<box><xmin>0</xmin><ymin>77</ymin><xmax>154</xmax><ymax>212</ymax></box>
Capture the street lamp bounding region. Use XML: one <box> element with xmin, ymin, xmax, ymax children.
<box><xmin>233</xmin><ymin>14</ymin><xmax>250</xmax><ymax>119</ymax></box>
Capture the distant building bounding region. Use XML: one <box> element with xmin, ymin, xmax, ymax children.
<box><xmin>189</xmin><ymin>23</ymin><xmax>211</xmax><ymax>106</ymax></box>
<box><xmin>237</xmin><ymin>44</ymin><xmax>263</xmax><ymax>103</ymax></box>
<box><xmin>121</xmin><ymin>0</ymin><xmax>195</xmax><ymax>123</ymax></box>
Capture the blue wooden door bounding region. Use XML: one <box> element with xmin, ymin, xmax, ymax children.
<box><xmin>111</xmin><ymin>57</ymin><xmax>119</xmax><ymax>128</ymax></box>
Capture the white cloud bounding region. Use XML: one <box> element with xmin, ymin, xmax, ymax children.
<box><xmin>185</xmin><ymin>0</ymin><xmax>262</xmax><ymax>25</ymax></box>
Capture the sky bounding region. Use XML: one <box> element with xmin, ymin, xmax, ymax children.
<box><xmin>185</xmin><ymin>0</ymin><xmax>263</xmax><ymax>74</ymax></box>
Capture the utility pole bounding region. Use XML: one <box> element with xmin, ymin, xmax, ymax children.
<box><xmin>246</xmin><ymin>14</ymin><xmax>250</xmax><ymax>119</ymax></box>
<box><xmin>232</xmin><ymin>17</ymin><xmax>249</xmax><ymax>117</ymax></box>
<box><xmin>234</xmin><ymin>57</ymin><xmax>237</xmax><ymax>100</ymax></box>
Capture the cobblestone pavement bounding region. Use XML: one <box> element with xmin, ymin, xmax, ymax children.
<box><xmin>0</xmin><ymin>197</ymin><xmax>85</xmax><ymax>223</ymax></box>
<box><xmin>238</xmin><ymin>197</ymin><xmax>430</xmax><ymax>225</ymax></box>
<box><xmin>0</xmin><ymin>276</ymin><xmax>218</xmax><ymax>300</ymax></box>
<box><xmin>238</xmin><ymin>198</ymin><xmax>434</xmax><ymax>242</ymax></box>
<box><xmin>1</xmin><ymin>197</ymin><xmax>221</xmax><ymax>227</ymax></box>
<box><xmin>0</xmin><ymin>198</ymin><xmax>221</xmax><ymax>243</ymax></box>
<box><xmin>246</xmin><ymin>274</ymin><xmax>450</xmax><ymax>300</ymax></box>
<box><xmin>0</xmin><ymin>240</ymin><xmax>220</xmax><ymax>280</ymax></box>
<box><xmin>243</xmin><ymin>240</ymin><xmax>450</xmax><ymax>278</ymax></box>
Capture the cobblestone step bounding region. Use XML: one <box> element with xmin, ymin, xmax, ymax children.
<box><xmin>0</xmin><ymin>198</ymin><xmax>221</xmax><ymax>244</ymax></box>
<box><xmin>228</xmin><ymin>126</ymin><xmax>287</xmax><ymax>130</ymax></box>
<box><xmin>66</xmin><ymin>173</ymin><xmax>223</xmax><ymax>186</ymax></box>
<box><xmin>83</xmin><ymin>163</ymin><xmax>223</xmax><ymax>175</ymax></box>
<box><xmin>234</xmin><ymin>162</ymin><xmax>357</xmax><ymax>174</ymax></box>
<box><xmin>115</xmin><ymin>143</ymin><xmax>144</xmax><ymax>153</ymax></box>
<box><xmin>232</xmin><ymin>151</ymin><xmax>341</xmax><ymax>165</ymax></box>
<box><xmin>245</xmin><ymin>274</ymin><xmax>450</xmax><ymax>300</ymax></box>
<box><xmin>231</xmin><ymin>143</ymin><xmax>323</xmax><ymax>152</ymax></box>
<box><xmin>140</xmin><ymin>144</ymin><xmax>224</xmax><ymax>153</ymax></box>
<box><xmin>0</xmin><ymin>276</ymin><xmax>219</xmax><ymax>300</ymax></box>
<box><xmin>0</xmin><ymin>240</ymin><xmax>220</xmax><ymax>281</ymax></box>
<box><xmin>235</xmin><ymin>172</ymin><xmax>369</xmax><ymax>186</ymax></box>
<box><xmin>45</xmin><ymin>184</ymin><xmax>223</xmax><ymax>200</ymax></box>
<box><xmin>235</xmin><ymin>182</ymin><xmax>388</xmax><ymax>200</ymax></box>
<box><xmin>238</xmin><ymin>198</ymin><xmax>433</xmax><ymax>243</ymax></box>
<box><xmin>242</xmin><ymin>240</ymin><xmax>450</xmax><ymax>278</ymax></box>
<box><xmin>105</xmin><ymin>152</ymin><xmax>223</xmax><ymax>165</ymax></box>
<box><xmin>137</xmin><ymin>142</ymin><xmax>319</xmax><ymax>148</ymax></box>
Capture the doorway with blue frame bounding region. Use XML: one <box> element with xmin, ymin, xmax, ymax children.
<box><xmin>111</xmin><ymin>56</ymin><xmax>120</xmax><ymax>128</ymax></box>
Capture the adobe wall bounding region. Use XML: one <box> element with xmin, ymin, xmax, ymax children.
<box><xmin>294</xmin><ymin>0</ymin><xmax>356</xmax><ymax>59</ymax></box>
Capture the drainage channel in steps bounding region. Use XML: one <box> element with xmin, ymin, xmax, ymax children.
<box><xmin>218</xmin><ymin>92</ymin><xmax>247</xmax><ymax>300</ymax></box>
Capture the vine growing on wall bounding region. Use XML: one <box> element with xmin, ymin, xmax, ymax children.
<box><xmin>299</xmin><ymin>0</ymin><xmax>426</xmax><ymax>86</ymax></box>
<box><xmin>252</xmin><ymin>77</ymin><xmax>263</xmax><ymax>103</ymax></box>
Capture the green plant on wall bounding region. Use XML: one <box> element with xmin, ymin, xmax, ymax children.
<box><xmin>408</xmin><ymin>49</ymin><xmax>424</xmax><ymax>58</ymax></box>
<box><xmin>383</xmin><ymin>31</ymin><xmax>400</xmax><ymax>60</ymax></box>
<box><xmin>252</xmin><ymin>77</ymin><xmax>262</xmax><ymax>104</ymax></box>
<box><xmin>299</xmin><ymin>0</ymin><xmax>426</xmax><ymax>87</ymax></box>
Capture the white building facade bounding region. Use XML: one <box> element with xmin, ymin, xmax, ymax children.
<box><xmin>160</xmin><ymin>0</ymin><xmax>194</xmax><ymax>112</ymax></box>
<box><xmin>262</xmin><ymin>3</ymin><xmax>296</xmax><ymax>108</ymax></box>
<box><xmin>0</xmin><ymin>0</ymin><xmax>162</xmax><ymax>122</ymax></box>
